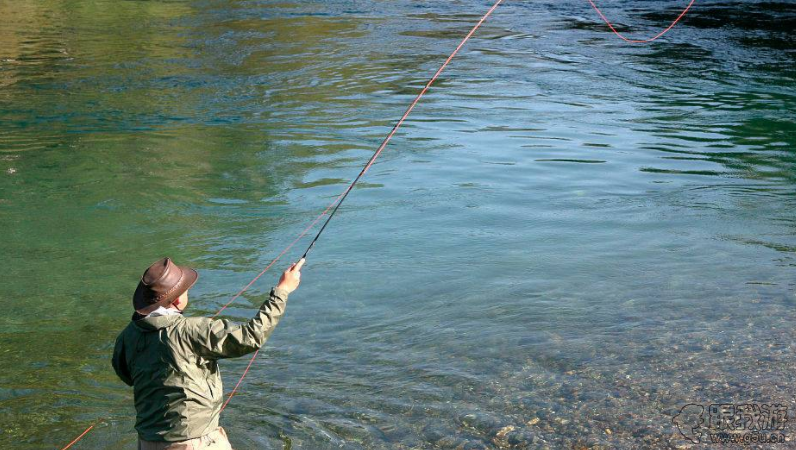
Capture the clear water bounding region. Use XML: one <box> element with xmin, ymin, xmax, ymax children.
<box><xmin>1</xmin><ymin>1</ymin><xmax>794</xmax><ymax>448</ymax></box>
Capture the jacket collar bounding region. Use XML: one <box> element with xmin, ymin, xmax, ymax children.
<box><xmin>132</xmin><ymin>313</ymin><xmax>184</xmax><ymax>331</ymax></box>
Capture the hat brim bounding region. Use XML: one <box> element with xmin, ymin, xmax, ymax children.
<box><xmin>133</xmin><ymin>266</ymin><xmax>199</xmax><ymax>312</ymax></box>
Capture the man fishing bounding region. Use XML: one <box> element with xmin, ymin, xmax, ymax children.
<box><xmin>112</xmin><ymin>257</ymin><xmax>304</xmax><ymax>449</ymax></box>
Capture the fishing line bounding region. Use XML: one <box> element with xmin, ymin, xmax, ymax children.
<box><xmin>302</xmin><ymin>0</ymin><xmax>696</xmax><ymax>258</ymax></box>
<box><xmin>587</xmin><ymin>0</ymin><xmax>695</xmax><ymax>43</ymax></box>
<box><xmin>57</xmin><ymin>0</ymin><xmax>695</xmax><ymax>447</ymax></box>
<box><xmin>59</xmin><ymin>424</ymin><xmax>94</xmax><ymax>450</ymax></box>
<box><xmin>301</xmin><ymin>0</ymin><xmax>504</xmax><ymax>259</ymax></box>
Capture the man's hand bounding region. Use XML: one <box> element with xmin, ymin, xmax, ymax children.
<box><xmin>277</xmin><ymin>258</ymin><xmax>305</xmax><ymax>294</ymax></box>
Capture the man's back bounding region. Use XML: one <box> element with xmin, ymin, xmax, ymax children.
<box><xmin>113</xmin><ymin>287</ymin><xmax>289</xmax><ymax>442</ymax></box>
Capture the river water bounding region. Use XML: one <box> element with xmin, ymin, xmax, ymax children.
<box><xmin>1</xmin><ymin>1</ymin><xmax>794</xmax><ymax>448</ymax></box>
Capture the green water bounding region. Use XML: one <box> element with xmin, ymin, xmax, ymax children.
<box><xmin>1</xmin><ymin>1</ymin><xmax>795</xmax><ymax>448</ymax></box>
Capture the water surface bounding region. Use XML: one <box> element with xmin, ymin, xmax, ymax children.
<box><xmin>1</xmin><ymin>0</ymin><xmax>795</xmax><ymax>448</ymax></box>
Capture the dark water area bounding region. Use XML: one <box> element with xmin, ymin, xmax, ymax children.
<box><xmin>1</xmin><ymin>0</ymin><xmax>795</xmax><ymax>448</ymax></box>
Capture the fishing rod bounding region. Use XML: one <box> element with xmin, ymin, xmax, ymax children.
<box><xmin>301</xmin><ymin>0</ymin><xmax>504</xmax><ymax>260</ymax></box>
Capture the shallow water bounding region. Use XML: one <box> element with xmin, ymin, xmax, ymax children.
<box><xmin>1</xmin><ymin>0</ymin><xmax>795</xmax><ymax>448</ymax></box>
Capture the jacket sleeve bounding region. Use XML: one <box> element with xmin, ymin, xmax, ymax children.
<box><xmin>190</xmin><ymin>287</ymin><xmax>289</xmax><ymax>360</ymax></box>
<box><xmin>112</xmin><ymin>333</ymin><xmax>134</xmax><ymax>386</ymax></box>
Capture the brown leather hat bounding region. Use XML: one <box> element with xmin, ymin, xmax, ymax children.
<box><xmin>133</xmin><ymin>257</ymin><xmax>198</xmax><ymax>311</ymax></box>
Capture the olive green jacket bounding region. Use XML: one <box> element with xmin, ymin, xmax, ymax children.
<box><xmin>112</xmin><ymin>287</ymin><xmax>289</xmax><ymax>442</ymax></box>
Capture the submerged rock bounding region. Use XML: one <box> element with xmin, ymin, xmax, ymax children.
<box><xmin>422</xmin><ymin>422</ymin><xmax>463</xmax><ymax>448</ymax></box>
<box><xmin>458</xmin><ymin>411</ymin><xmax>504</xmax><ymax>436</ymax></box>
<box><xmin>506</xmin><ymin>429</ymin><xmax>537</xmax><ymax>447</ymax></box>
